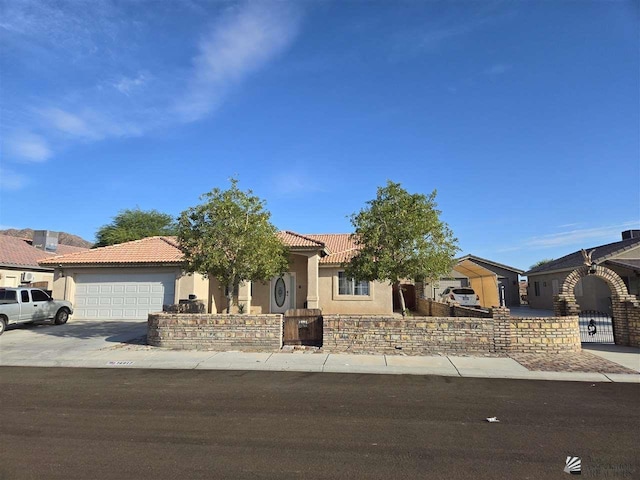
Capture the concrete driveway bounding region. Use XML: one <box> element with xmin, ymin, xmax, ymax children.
<box><xmin>0</xmin><ymin>319</ymin><xmax>147</xmax><ymax>366</ymax></box>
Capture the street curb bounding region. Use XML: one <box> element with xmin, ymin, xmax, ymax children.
<box><xmin>2</xmin><ymin>359</ymin><xmax>638</xmax><ymax>383</ymax></box>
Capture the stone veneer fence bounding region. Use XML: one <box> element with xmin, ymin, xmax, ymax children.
<box><xmin>322</xmin><ymin>307</ymin><xmax>581</xmax><ymax>355</ymax></box>
<box><xmin>147</xmin><ymin>313</ymin><xmax>283</xmax><ymax>351</ymax></box>
<box><xmin>147</xmin><ymin>308</ymin><xmax>582</xmax><ymax>354</ymax></box>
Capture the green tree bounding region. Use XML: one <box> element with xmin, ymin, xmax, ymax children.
<box><xmin>95</xmin><ymin>208</ymin><xmax>177</xmax><ymax>247</ymax></box>
<box><xmin>177</xmin><ymin>179</ymin><xmax>289</xmax><ymax>313</ymax></box>
<box><xmin>529</xmin><ymin>258</ymin><xmax>554</xmax><ymax>270</ymax></box>
<box><xmin>345</xmin><ymin>181</ymin><xmax>459</xmax><ymax>315</ymax></box>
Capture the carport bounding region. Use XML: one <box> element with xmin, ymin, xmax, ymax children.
<box><xmin>452</xmin><ymin>259</ymin><xmax>500</xmax><ymax>308</ymax></box>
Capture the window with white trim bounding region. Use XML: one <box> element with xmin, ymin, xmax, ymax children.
<box><xmin>338</xmin><ymin>272</ymin><xmax>370</xmax><ymax>296</ymax></box>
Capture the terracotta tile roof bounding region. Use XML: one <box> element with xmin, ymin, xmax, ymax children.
<box><xmin>277</xmin><ymin>231</ymin><xmax>326</xmax><ymax>248</ymax></box>
<box><xmin>37</xmin><ymin>232</ymin><xmax>357</xmax><ymax>267</ymax></box>
<box><xmin>56</xmin><ymin>244</ymin><xmax>88</xmax><ymax>255</ymax></box>
<box><xmin>39</xmin><ymin>236</ymin><xmax>183</xmax><ymax>266</ymax></box>
<box><xmin>304</xmin><ymin>234</ymin><xmax>359</xmax><ymax>264</ymax></box>
<box><xmin>0</xmin><ymin>235</ymin><xmax>89</xmax><ymax>269</ymax></box>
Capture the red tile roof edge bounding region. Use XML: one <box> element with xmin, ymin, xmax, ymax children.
<box><xmin>280</xmin><ymin>231</ymin><xmax>327</xmax><ymax>248</ymax></box>
<box><xmin>38</xmin><ymin>236</ymin><xmax>181</xmax><ymax>265</ymax></box>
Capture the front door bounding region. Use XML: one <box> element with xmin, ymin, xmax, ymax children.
<box><xmin>271</xmin><ymin>273</ymin><xmax>294</xmax><ymax>314</ymax></box>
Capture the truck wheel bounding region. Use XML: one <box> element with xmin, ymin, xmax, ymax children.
<box><xmin>54</xmin><ymin>309</ymin><xmax>69</xmax><ymax>325</ymax></box>
<box><xmin>0</xmin><ymin>316</ymin><xmax>6</xmax><ymax>335</ymax></box>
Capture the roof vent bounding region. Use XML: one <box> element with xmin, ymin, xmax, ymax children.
<box><xmin>622</xmin><ymin>230</ymin><xmax>640</xmax><ymax>240</ymax></box>
<box><xmin>33</xmin><ymin>230</ymin><xmax>59</xmax><ymax>252</ymax></box>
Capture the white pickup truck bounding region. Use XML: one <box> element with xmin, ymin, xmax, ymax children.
<box><xmin>0</xmin><ymin>287</ymin><xmax>73</xmax><ymax>335</ymax></box>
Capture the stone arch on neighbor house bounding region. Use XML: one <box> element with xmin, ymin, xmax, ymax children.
<box><xmin>554</xmin><ymin>265</ymin><xmax>640</xmax><ymax>347</ymax></box>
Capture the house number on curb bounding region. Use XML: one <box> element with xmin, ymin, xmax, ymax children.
<box><xmin>106</xmin><ymin>361</ymin><xmax>134</xmax><ymax>366</ymax></box>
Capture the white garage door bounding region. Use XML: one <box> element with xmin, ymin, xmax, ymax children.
<box><xmin>74</xmin><ymin>273</ymin><xmax>176</xmax><ymax>320</ymax></box>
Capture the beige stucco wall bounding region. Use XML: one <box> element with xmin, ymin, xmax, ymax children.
<box><xmin>318</xmin><ymin>266</ymin><xmax>393</xmax><ymax>314</ymax></box>
<box><xmin>177</xmin><ymin>272</ymin><xmax>209</xmax><ymax>302</ymax></box>
<box><xmin>289</xmin><ymin>254</ymin><xmax>308</xmax><ymax>309</ymax></box>
<box><xmin>225</xmin><ymin>255</ymin><xmax>392</xmax><ymax>315</ymax></box>
<box><xmin>611</xmin><ymin>245</ymin><xmax>640</xmax><ymax>260</ymax></box>
<box><xmin>249</xmin><ymin>267</ymin><xmax>392</xmax><ymax>315</ymax></box>
<box><xmin>0</xmin><ymin>268</ymin><xmax>53</xmax><ymax>289</ymax></box>
<box><xmin>240</xmin><ymin>252</ymin><xmax>313</xmax><ymax>314</ymax></box>
<box><xmin>208</xmin><ymin>277</ymin><xmax>232</xmax><ymax>313</ymax></box>
<box><xmin>527</xmin><ymin>272</ymin><xmax>568</xmax><ymax>310</ymax></box>
<box><xmin>250</xmin><ymin>281</ymin><xmax>270</xmax><ymax>314</ymax></box>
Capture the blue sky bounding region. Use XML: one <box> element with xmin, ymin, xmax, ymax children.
<box><xmin>1</xmin><ymin>0</ymin><xmax>638</xmax><ymax>272</ymax></box>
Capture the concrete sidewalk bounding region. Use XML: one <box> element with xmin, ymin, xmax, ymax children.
<box><xmin>1</xmin><ymin>321</ymin><xmax>638</xmax><ymax>383</ymax></box>
<box><xmin>2</xmin><ymin>343</ymin><xmax>638</xmax><ymax>383</ymax></box>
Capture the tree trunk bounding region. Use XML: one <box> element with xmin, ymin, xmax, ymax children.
<box><xmin>226</xmin><ymin>281</ymin><xmax>234</xmax><ymax>314</ymax></box>
<box><xmin>397</xmin><ymin>282</ymin><xmax>407</xmax><ymax>316</ymax></box>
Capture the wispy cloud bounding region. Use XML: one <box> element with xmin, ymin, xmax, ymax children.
<box><xmin>175</xmin><ymin>2</ymin><xmax>301</xmax><ymax>122</ymax></box>
<box><xmin>37</xmin><ymin>107</ymin><xmax>143</xmax><ymax>141</ymax></box>
<box><xmin>446</xmin><ymin>62</ymin><xmax>512</xmax><ymax>93</ymax></box>
<box><xmin>39</xmin><ymin>108</ymin><xmax>96</xmax><ymax>139</ymax></box>
<box><xmin>272</xmin><ymin>172</ymin><xmax>325</xmax><ymax>196</ymax></box>
<box><xmin>418</xmin><ymin>18</ymin><xmax>491</xmax><ymax>52</ymax></box>
<box><xmin>484</xmin><ymin>63</ymin><xmax>511</xmax><ymax>76</ymax></box>
<box><xmin>0</xmin><ymin>167</ymin><xmax>29</xmax><ymax>190</ymax></box>
<box><xmin>501</xmin><ymin>221</ymin><xmax>639</xmax><ymax>252</ymax></box>
<box><xmin>556</xmin><ymin>222</ymin><xmax>581</xmax><ymax>229</ymax></box>
<box><xmin>113</xmin><ymin>73</ymin><xmax>149</xmax><ymax>96</ymax></box>
<box><xmin>0</xmin><ymin>0</ymin><xmax>121</xmax><ymax>61</ymax></box>
<box><xmin>388</xmin><ymin>3</ymin><xmax>515</xmax><ymax>61</ymax></box>
<box><xmin>2</xmin><ymin>1</ymin><xmax>303</xmax><ymax>162</ymax></box>
<box><xmin>5</xmin><ymin>132</ymin><xmax>51</xmax><ymax>162</ymax></box>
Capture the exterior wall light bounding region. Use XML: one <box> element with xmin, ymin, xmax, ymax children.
<box><xmin>589</xmin><ymin>262</ymin><xmax>597</xmax><ymax>275</ymax></box>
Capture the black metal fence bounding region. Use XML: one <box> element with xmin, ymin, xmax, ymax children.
<box><xmin>579</xmin><ymin>310</ymin><xmax>614</xmax><ymax>344</ymax></box>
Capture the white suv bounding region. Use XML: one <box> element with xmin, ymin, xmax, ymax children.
<box><xmin>440</xmin><ymin>287</ymin><xmax>481</xmax><ymax>307</ymax></box>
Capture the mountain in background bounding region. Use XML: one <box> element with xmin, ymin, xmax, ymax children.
<box><xmin>0</xmin><ymin>229</ymin><xmax>93</xmax><ymax>248</ymax></box>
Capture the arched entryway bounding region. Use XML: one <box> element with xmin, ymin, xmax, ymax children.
<box><xmin>574</xmin><ymin>274</ymin><xmax>614</xmax><ymax>343</ymax></box>
<box><xmin>554</xmin><ymin>265</ymin><xmax>640</xmax><ymax>347</ymax></box>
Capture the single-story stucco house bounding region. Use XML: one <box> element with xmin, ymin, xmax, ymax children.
<box><xmin>39</xmin><ymin>232</ymin><xmax>392</xmax><ymax>320</ymax></box>
<box><xmin>0</xmin><ymin>232</ymin><xmax>87</xmax><ymax>290</ymax></box>
<box><xmin>525</xmin><ymin>230</ymin><xmax>640</xmax><ymax>313</ymax></box>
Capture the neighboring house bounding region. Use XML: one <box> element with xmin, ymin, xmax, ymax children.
<box><xmin>525</xmin><ymin>230</ymin><xmax>640</xmax><ymax>313</ymax></box>
<box><xmin>0</xmin><ymin>232</ymin><xmax>87</xmax><ymax>290</ymax></box>
<box><xmin>421</xmin><ymin>255</ymin><xmax>524</xmax><ymax>308</ymax></box>
<box><xmin>39</xmin><ymin>232</ymin><xmax>393</xmax><ymax>320</ymax></box>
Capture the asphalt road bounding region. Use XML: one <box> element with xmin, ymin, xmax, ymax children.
<box><xmin>1</xmin><ymin>368</ymin><xmax>638</xmax><ymax>480</ymax></box>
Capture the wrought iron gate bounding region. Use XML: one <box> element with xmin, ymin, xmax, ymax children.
<box><xmin>579</xmin><ymin>310</ymin><xmax>614</xmax><ymax>344</ymax></box>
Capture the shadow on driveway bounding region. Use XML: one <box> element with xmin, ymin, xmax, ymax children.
<box><xmin>10</xmin><ymin>319</ymin><xmax>148</xmax><ymax>344</ymax></box>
